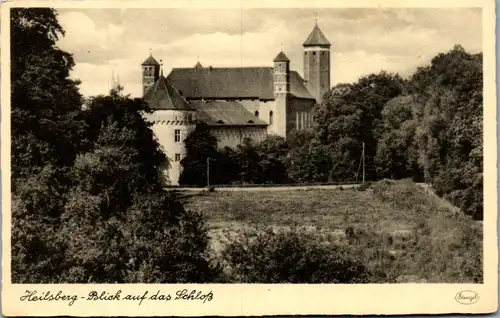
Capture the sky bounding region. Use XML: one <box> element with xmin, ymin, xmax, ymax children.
<box><xmin>55</xmin><ymin>8</ymin><xmax>482</xmax><ymax>98</ymax></box>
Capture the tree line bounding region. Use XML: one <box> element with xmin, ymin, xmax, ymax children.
<box><xmin>11</xmin><ymin>8</ymin><xmax>217</xmax><ymax>283</ymax></box>
<box><xmin>180</xmin><ymin>45</ymin><xmax>483</xmax><ymax>220</ymax></box>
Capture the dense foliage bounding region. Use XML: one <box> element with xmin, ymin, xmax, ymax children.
<box><xmin>180</xmin><ymin>129</ymin><xmax>292</xmax><ymax>186</ymax></box>
<box><xmin>11</xmin><ymin>8</ymin><xmax>217</xmax><ymax>283</ymax></box>
<box><xmin>220</xmin><ymin>228</ymin><xmax>371</xmax><ymax>283</ymax></box>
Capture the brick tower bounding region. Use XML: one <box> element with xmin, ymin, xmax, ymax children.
<box><xmin>303</xmin><ymin>22</ymin><xmax>331</xmax><ymax>103</ymax></box>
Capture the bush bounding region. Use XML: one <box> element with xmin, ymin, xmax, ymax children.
<box><xmin>219</xmin><ymin>227</ymin><xmax>371</xmax><ymax>283</ymax></box>
<box><xmin>358</xmin><ymin>181</ymin><xmax>372</xmax><ymax>191</ymax></box>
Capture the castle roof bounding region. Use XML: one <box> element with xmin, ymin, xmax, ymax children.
<box><xmin>143</xmin><ymin>76</ymin><xmax>195</xmax><ymax>111</ymax></box>
<box><xmin>191</xmin><ymin>100</ymin><xmax>268</xmax><ymax>126</ymax></box>
<box><xmin>303</xmin><ymin>23</ymin><xmax>331</xmax><ymax>47</ymax></box>
<box><xmin>141</xmin><ymin>55</ymin><xmax>160</xmax><ymax>66</ymax></box>
<box><xmin>167</xmin><ymin>67</ymin><xmax>314</xmax><ymax>100</ymax></box>
<box><xmin>194</xmin><ymin>61</ymin><xmax>203</xmax><ymax>69</ymax></box>
<box><xmin>273</xmin><ymin>51</ymin><xmax>290</xmax><ymax>62</ymax></box>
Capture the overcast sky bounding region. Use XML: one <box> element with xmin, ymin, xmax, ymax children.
<box><xmin>55</xmin><ymin>8</ymin><xmax>482</xmax><ymax>98</ymax></box>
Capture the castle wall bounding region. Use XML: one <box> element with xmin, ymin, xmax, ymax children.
<box><xmin>210</xmin><ymin>125</ymin><xmax>267</xmax><ymax>149</ymax></box>
<box><xmin>241</xmin><ymin>97</ymin><xmax>315</xmax><ymax>139</ymax></box>
<box><xmin>143</xmin><ymin>110</ymin><xmax>196</xmax><ymax>185</ymax></box>
<box><xmin>247</xmin><ymin>98</ymin><xmax>285</xmax><ymax>138</ymax></box>
<box><xmin>286</xmin><ymin>97</ymin><xmax>316</xmax><ymax>138</ymax></box>
<box><xmin>238</xmin><ymin>99</ymin><xmax>261</xmax><ymax>116</ymax></box>
<box><xmin>239</xmin><ymin>99</ymin><xmax>285</xmax><ymax>138</ymax></box>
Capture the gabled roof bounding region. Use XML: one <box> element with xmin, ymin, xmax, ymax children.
<box><xmin>191</xmin><ymin>100</ymin><xmax>267</xmax><ymax>126</ymax></box>
<box><xmin>303</xmin><ymin>23</ymin><xmax>331</xmax><ymax>47</ymax></box>
<box><xmin>142</xmin><ymin>55</ymin><xmax>160</xmax><ymax>66</ymax></box>
<box><xmin>143</xmin><ymin>76</ymin><xmax>195</xmax><ymax>111</ymax></box>
<box><xmin>273</xmin><ymin>51</ymin><xmax>290</xmax><ymax>62</ymax></box>
<box><xmin>167</xmin><ymin>67</ymin><xmax>315</xmax><ymax>100</ymax></box>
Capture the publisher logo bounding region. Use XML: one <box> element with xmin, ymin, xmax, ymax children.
<box><xmin>455</xmin><ymin>290</ymin><xmax>479</xmax><ymax>305</ymax></box>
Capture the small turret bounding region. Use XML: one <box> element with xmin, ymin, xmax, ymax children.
<box><xmin>273</xmin><ymin>49</ymin><xmax>290</xmax><ymax>97</ymax></box>
<box><xmin>141</xmin><ymin>50</ymin><xmax>161</xmax><ymax>96</ymax></box>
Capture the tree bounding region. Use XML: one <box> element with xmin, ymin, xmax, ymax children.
<box><xmin>233</xmin><ymin>138</ymin><xmax>263</xmax><ymax>184</ymax></box>
<box><xmin>57</xmin><ymin>92</ymin><xmax>217</xmax><ymax>282</ymax></box>
<box><xmin>409</xmin><ymin>45</ymin><xmax>483</xmax><ymax>219</ymax></box>
<box><xmin>255</xmin><ymin>135</ymin><xmax>290</xmax><ymax>184</ymax></box>
<box><xmin>11</xmin><ymin>8</ymin><xmax>84</xmax><ymax>178</ymax></box>
<box><xmin>11</xmin><ymin>8</ymin><xmax>85</xmax><ymax>282</ymax></box>
<box><xmin>284</xmin><ymin>129</ymin><xmax>330</xmax><ymax>183</ymax></box>
<box><xmin>11</xmin><ymin>9</ymin><xmax>219</xmax><ymax>283</ymax></box>
<box><xmin>312</xmin><ymin>71</ymin><xmax>406</xmax><ymax>182</ymax></box>
<box><xmin>179</xmin><ymin>123</ymin><xmax>220</xmax><ymax>186</ymax></box>
<box><xmin>375</xmin><ymin>95</ymin><xmax>423</xmax><ymax>180</ymax></box>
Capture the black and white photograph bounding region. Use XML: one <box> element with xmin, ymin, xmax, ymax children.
<box><xmin>2</xmin><ymin>0</ymin><xmax>497</xmax><ymax>316</ymax></box>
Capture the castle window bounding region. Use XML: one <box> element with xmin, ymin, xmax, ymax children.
<box><xmin>175</xmin><ymin>153</ymin><xmax>181</xmax><ymax>162</ymax></box>
<box><xmin>313</xmin><ymin>52</ymin><xmax>316</xmax><ymax>55</ymax></box>
<box><xmin>174</xmin><ymin>129</ymin><xmax>181</xmax><ymax>142</ymax></box>
<box><xmin>255</xmin><ymin>110</ymin><xmax>259</xmax><ymax>117</ymax></box>
<box><xmin>305</xmin><ymin>52</ymin><xmax>307</xmax><ymax>55</ymax></box>
<box><xmin>269</xmin><ymin>111</ymin><xmax>274</xmax><ymax>125</ymax></box>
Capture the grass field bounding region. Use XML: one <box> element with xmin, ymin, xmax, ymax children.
<box><xmin>180</xmin><ymin>179</ymin><xmax>483</xmax><ymax>283</ymax></box>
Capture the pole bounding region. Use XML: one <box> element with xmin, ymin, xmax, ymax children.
<box><xmin>207</xmin><ymin>157</ymin><xmax>210</xmax><ymax>187</ymax></box>
<box><xmin>362</xmin><ymin>142</ymin><xmax>365</xmax><ymax>183</ymax></box>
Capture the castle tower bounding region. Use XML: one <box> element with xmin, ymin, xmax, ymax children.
<box><xmin>142</xmin><ymin>73</ymin><xmax>197</xmax><ymax>185</ymax></box>
<box><xmin>273</xmin><ymin>50</ymin><xmax>290</xmax><ymax>96</ymax></box>
<box><xmin>271</xmin><ymin>50</ymin><xmax>290</xmax><ymax>137</ymax></box>
<box><xmin>141</xmin><ymin>52</ymin><xmax>161</xmax><ymax>96</ymax></box>
<box><xmin>303</xmin><ymin>22</ymin><xmax>331</xmax><ymax>103</ymax></box>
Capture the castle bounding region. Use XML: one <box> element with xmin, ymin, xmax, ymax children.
<box><xmin>141</xmin><ymin>22</ymin><xmax>331</xmax><ymax>185</ymax></box>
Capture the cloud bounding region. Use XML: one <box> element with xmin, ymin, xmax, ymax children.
<box><xmin>55</xmin><ymin>8</ymin><xmax>482</xmax><ymax>98</ymax></box>
<box><xmin>58</xmin><ymin>11</ymin><xmax>125</xmax><ymax>64</ymax></box>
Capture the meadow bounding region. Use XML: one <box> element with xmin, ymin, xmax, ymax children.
<box><xmin>181</xmin><ymin>180</ymin><xmax>483</xmax><ymax>283</ymax></box>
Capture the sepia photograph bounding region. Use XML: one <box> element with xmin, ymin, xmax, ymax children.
<box><xmin>2</xmin><ymin>0</ymin><xmax>497</xmax><ymax>316</ymax></box>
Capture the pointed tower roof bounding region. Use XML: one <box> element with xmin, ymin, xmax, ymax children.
<box><xmin>303</xmin><ymin>23</ymin><xmax>331</xmax><ymax>47</ymax></box>
<box><xmin>144</xmin><ymin>76</ymin><xmax>195</xmax><ymax>111</ymax></box>
<box><xmin>273</xmin><ymin>51</ymin><xmax>290</xmax><ymax>62</ymax></box>
<box><xmin>142</xmin><ymin>53</ymin><xmax>160</xmax><ymax>66</ymax></box>
<box><xmin>194</xmin><ymin>61</ymin><xmax>203</xmax><ymax>69</ymax></box>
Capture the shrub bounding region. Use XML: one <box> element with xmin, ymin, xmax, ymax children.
<box><xmin>358</xmin><ymin>181</ymin><xmax>372</xmax><ymax>191</ymax></box>
<box><xmin>219</xmin><ymin>227</ymin><xmax>371</xmax><ymax>283</ymax></box>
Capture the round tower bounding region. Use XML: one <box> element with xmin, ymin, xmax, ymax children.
<box><xmin>142</xmin><ymin>70</ymin><xmax>197</xmax><ymax>185</ymax></box>
<box><xmin>303</xmin><ymin>22</ymin><xmax>331</xmax><ymax>103</ymax></box>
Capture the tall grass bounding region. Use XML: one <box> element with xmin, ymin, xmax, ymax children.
<box><xmin>183</xmin><ymin>179</ymin><xmax>482</xmax><ymax>283</ymax></box>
